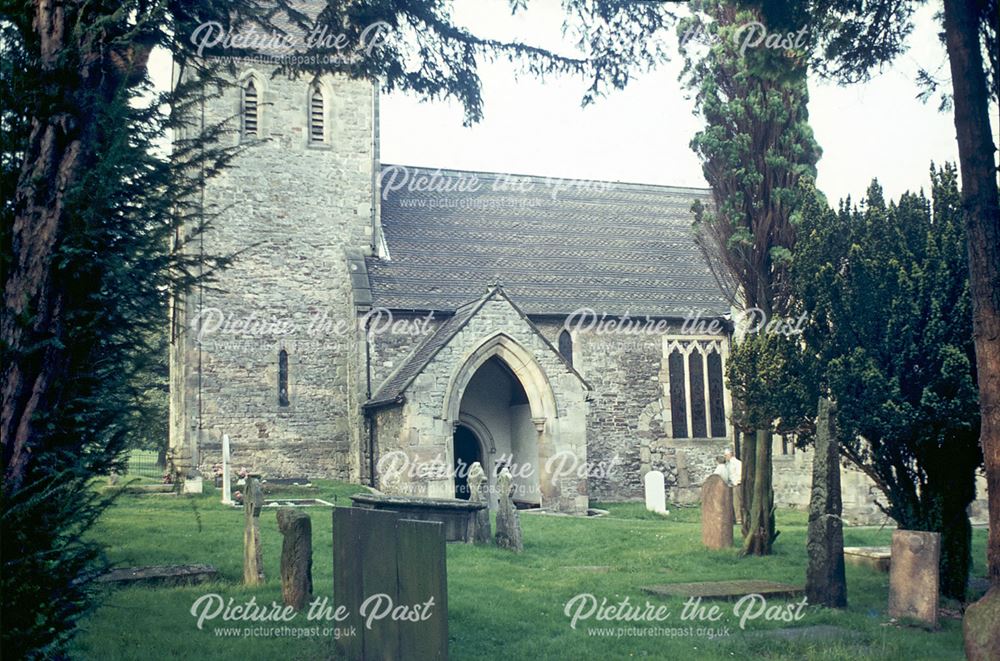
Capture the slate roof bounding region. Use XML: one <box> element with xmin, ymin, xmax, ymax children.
<box><xmin>365</xmin><ymin>296</ymin><xmax>481</xmax><ymax>409</ymax></box>
<box><xmin>364</xmin><ymin>165</ymin><xmax>729</xmax><ymax>317</ymax></box>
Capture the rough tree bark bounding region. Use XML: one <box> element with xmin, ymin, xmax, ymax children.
<box><xmin>942</xmin><ymin>0</ymin><xmax>1000</xmax><ymax>588</ymax></box>
<box><xmin>741</xmin><ymin>428</ymin><xmax>776</xmax><ymax>555</ymax></box>
<box><xmin>2</xmin><ymin>2</ymin><xmax>84</xmax><ymax>496</ymax></box>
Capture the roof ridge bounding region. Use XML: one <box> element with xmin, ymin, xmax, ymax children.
<box><xmin>380</xmin><ymin>163</ymin><xmax>713</xmax><ymax>196</ymax></box>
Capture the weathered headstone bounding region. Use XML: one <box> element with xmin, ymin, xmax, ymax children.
<box><xmin>964</xmin><ymin>587</ymin><xmax>1000</xmax><ymax>661</ymax></box>
<box><xmin>494</xmin><ymin>467</ymin><xmax>523</xmax><ymax>552</ymax></box>
<box><xmin>276</xmin><ymin>508</ymin><xmax>312</xmax><ymax>610</ymax></box>
<box><xmin>888</xmin><ymin>529</ymin><xmax>940</xmax><ymax>628</ymax></box>
<box><xmin>644</xmin><ymin>470</ymin><xmax>667</xmax><ymax>514</ymax></box>
<box><xmin>700</xmin><ymin>474</ymin><xmax>733</xmax><ymax>549</ymax></box>
<box><xmin>333</xmin><ymin>507</ymin><xmax>448</xmax><ymax>660</ymax></box>
<box><xmin>805</xmin><ymin>398</ymin><xmax>847</xmax><ymax>608</ymax></box>
<box><xmin>675</xmin><ymin>451</ymin><xmax>691</xmax><ymax>488</ymax></box>
<box><xmin>221</xmin><ymin>433</ymin><xmax>233</xmax><ymax>505</ymax></box>
<box><xmin>243</xmin><ymin>476</ymin><xmax>264</xmax><ymax>585</ymax></box>
<box><xmin>466</xmin><ymin>462</ymin><xmax>492</xmax><ymax>544</ymax></box>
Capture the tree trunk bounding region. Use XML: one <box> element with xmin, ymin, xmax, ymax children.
<box><xmin>742</xmin><ymin>428</ymin><xmax>775</xmax><ymax>555</ymax></box>
<box><xmin>942</xmin><ymin>0</ymin><xmax>1000</xmax><ymax>588</ymax></box>
<box><xmin>1</xmin><ymin>1</ymin><xmax>82</xmax><ymax>495</ymax></box>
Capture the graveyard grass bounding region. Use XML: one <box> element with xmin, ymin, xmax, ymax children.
<box><xmin>73</xmin><ymin>480</ymin><xmax>987</xmax><ymax>660</ymax></box>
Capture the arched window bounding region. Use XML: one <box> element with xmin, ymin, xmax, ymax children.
<box><xmin>242</xmin><ymin>80</ymin><xmax>259</xmax><ymax>137</ymax></box>
<box><xmin>558</xmin><ymin>330</ymin><xmax>573</xmax><ymax>366</ymax></box>
<box><xmin>278</xmin><ymin>349</ymin><xmax>289</xmax><ymax>407</ymax></box>
<box><xmin>309</xmin><ymin>84</ymin><xmax>324</xmax><ymax>143</ymax></box>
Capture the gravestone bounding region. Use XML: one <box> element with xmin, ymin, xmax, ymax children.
<box><xmin>700</xmin><ymin>474</ymin><xmax>733</xmax><ymax>549</ymax></box>
<box><xmin>221</xmin><ymin>433</ymin><xmax>233</xmax><ymax>505</ymax></box>
<box><xmin>243</xmin><ymin>476</ymin><xmax>264</xmax><ymax>585</ymax></box>
<box><xmin>676</xmin><ymin>451</ymin><xmax>691</xmax><ymax>488</ymax></box>
<box><xmin>888</xmin><ymin>529</ymin><xmax>940</xmax><ymax>628</ymax></box>
<box><xmin>964</xmin><ymin>587</ymin><xmax>1000</xmax><ymax>661</ymax></box>
<box><xmin>333</xmin><ymin>507</ymin><xmax>448</xmax><ymax>660</ymax></box>
<box><xmin>494</xmin><ymin>467</ymin><xmax>523</xmax><ymax>552</ymax></box>
<box><xmin>277</xmin><ymin>508</ymin><xmax>312</xmax><ymax>610</ymax></box>
<box><xmin>644</xmin><ymin>470</ymin><xmax>667</xmax><ymax>514</ymax></box>
<box><xmin>466</xmin><ymin>462</ymin><xmax>492</xmax><ymax>544</ymax></box>
<box><xmin>805</xmin><ymin>398</ymin><xmax>847</xmax><ymax>608</ymax></box>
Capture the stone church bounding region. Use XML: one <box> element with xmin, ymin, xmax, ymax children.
<box><xmin>168</xmin><ymin>70</ymin><xmax>739</xmax><ymax>515</ymax></box>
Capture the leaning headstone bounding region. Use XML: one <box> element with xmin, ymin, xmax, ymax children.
<box><xmin>805</xmin><ymin>398</ymin><xmax>847</xmax><ymax>608</ymax></box>
<box><xmin>466</xmin><ymin>462</ymin><xmax>492</xmax><ymax>544</ymax></box>
<box><xmin>888</xmin><ymin>529</ymin><xmax>940</xmax><ymax>627</ymax></box>
<box><xmin>644</xmin><ymin>470</ymin><xmax>667</xmax><ymax>514</ymax></box>
<box><xmin>243</xmin><ymin>476</ymin><xmax>264</xmax><ymax>585</ymax></box>
<box><xmin>277</xmin><ymin>508</ymin><xmax>312</xmax><ymax>610</ymax></box>
<box><xmin>700</xmin><ymin>474</ymin><xmax>733</xmax><ymax>549</ymax></box>
<box><xmin>494</xmin><ymin>467</ymin><xmax>523</xmax><ymax>552</ymax></box>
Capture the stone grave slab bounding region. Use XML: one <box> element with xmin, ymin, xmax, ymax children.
<box><xmin>96</xmin><ymin>564</ymin><xmax>219</xmax><ymax>588</ymax></box>
<box><xmin>843</xmin><ymin>546</ymin><xmax>891</xmax><ymax>572</ymax></box>
<box><xmin>757</xmin><ymin>625</ymin><xmax>861</xmax><ymax>642</ymax></box>
<box><xmin>642</xmin><ymin>580</ymin><xmax>804</xmax><ymax>600</ymax></box>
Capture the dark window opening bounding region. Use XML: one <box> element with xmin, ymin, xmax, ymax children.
<box><xmin>707</xmin><ymin>351</ymin><xmax>727</xmax><ymax>438</ymax></box>
<box><xmin>278</xmin><ymin>349</ymin><xmax>289</xmax><ymax>407</ymax></box>
<box><xmin>689</xmin><ymin>351</ymin><xmax>707</xmax><ymax>437</ymax></box>
<box><xmin>558</xmin><ymin>330</ymin><xmax>573</xmax><ymax>367</ymax></box>
<box><xmin>668</xmin><ymin>349</ymin><xmax>688</xmax><ymax>438</ymax></box>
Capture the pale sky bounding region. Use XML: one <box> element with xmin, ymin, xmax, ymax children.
<box><xmin>152</xmin><ymin>0</ymin><xmax>997</xmax><ymax>204</ymax></box>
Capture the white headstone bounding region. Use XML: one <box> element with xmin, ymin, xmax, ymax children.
<box><xmin>222</xmin><ymin>434</ymin><xmax>233</xmax><ymax>505</ymax></box>
<box><xmin>644</xmin><ymin>470</ymin><xmax>667</xmax><ymax>514</ymax></box>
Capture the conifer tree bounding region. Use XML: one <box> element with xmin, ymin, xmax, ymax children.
<box><xmin>679</xmin><ymin>0</ymin><xmax>821</xmax><ymax>555</ymax></box>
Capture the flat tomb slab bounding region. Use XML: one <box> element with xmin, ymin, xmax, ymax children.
<box><xmin>97</xmin><ymin>564</ymin><xmax>219</xmax><ymax>588</ymax></box>
<box><xmin>642</xmin><ymin>580</ymin><xmax>804</xmax><ymax>599</ymax></box>
<box><xmin>756</xmin><ymin>625</ymin><xmax>861</xmax><ymax>642</ymax></box>
<box><xmin>349</xmin><ymin>493</ymin><xmax>485</xmax><ymax>543</ymax></box>
<box><xmin>843</xmin><ymin>546</ymin><xmax>891</xmax><ymax>572</ymax></box>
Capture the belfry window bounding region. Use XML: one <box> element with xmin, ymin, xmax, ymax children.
<box><xmin>309</xmin><ymin>85</ymin><xmax>324</xmax><ymax>143</ymax></box>
<box><xmin>278</xmin><ymin>350</ymin><xmax>289</xmax><ymax>407</ymax></box>
<box><xmin>243</xmin><ymin>80</ymin><xmax>259</xmax><ymax>137</ymax></box>
<box><xmin>558</xmin><ymin>330</ymin><xmax>573</xmax><ymax>366</ymax></box>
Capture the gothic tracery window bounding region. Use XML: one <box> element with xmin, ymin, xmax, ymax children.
<box><xmin>667</xmin><ymin>340</ymin><xmax>727</xmax><ymax>439</ymax></box>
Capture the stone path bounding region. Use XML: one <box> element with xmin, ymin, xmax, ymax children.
<box><xmin>642</xmin><ymin>580</ymin><xmax>804</xmax><ymax>599</ymax></box>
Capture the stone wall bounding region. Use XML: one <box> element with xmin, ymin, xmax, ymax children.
<box><xmin>169</xmin><ymin>67</ymin><xmax>378</xmax><ymax>480</ymax></box>
<box><xmin>772</xmin><ymin>446</ymin><xmax>990</xmax><ymax>526</ymax></box>
<box><xmin>533</xmin><ymin>318</ymin><xmax>734</xmax><ymax>502</ymax></box>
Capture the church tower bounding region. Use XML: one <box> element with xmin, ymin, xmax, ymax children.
<box><xmin>169</xmin><ymin>66</ymin><xmax>380</xmax><ymax>482</ymax></box>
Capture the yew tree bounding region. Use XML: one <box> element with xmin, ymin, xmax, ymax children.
<box><xmin>792</xmin><ymin>166</ymin><xmax>981</xmax><ymax>601</ymax></box>
<box><xmin>756</xmin><ymin>0</ymin><xmax>1000</xmax><ymax>591</ymax></box>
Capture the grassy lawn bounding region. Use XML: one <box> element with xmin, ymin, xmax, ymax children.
<box><xmin>72</xmin><ymin>481</ymin><xmax>987</xmax><ymax>660</ymax></box>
